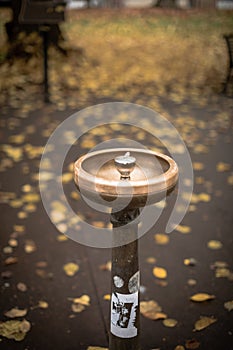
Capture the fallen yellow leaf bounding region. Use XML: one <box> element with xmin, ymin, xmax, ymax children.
<box><xmin>0</xmin><ymin>319</ymin><xmax>31</xmax><ymax>341</ymax></box>
<box><xmin>193</xmin><ymin>162</ymin><xmax>204</xmax><ymax>171</ymax></box>
<box><xmin>198</xmin><ymin>193</ymin><xmax>211</xmax><ymax>202</ymax></box>
<box><xmin>72</xmin><ymin>295</ymin><xmax>90</xmax><ymax>306</ymax></box>
<box><xmin>215</xmin><ymin>267</ymin><xmax>230</xmax><ymax>278</ymax></box>
<box><xmin>146</xmin><ymin>257</ymin><xmax>157</xmax><ymax>264</ymax></box>
<box><xmin>154</xmin><ymin>233</ymin><xmax>170</xmax><ymax>245</ymax></box>
<box><xmin>174</xmin><ymin>346</ymin><xmax>185</xmax><ymax>350</ymax></box>
<box><xmin>71</xmin><ymin>303</ymin><xmax>85</xmax><ymax>313</ymax></box>
<box><xmin>163</xmin><ymin>318</ymin><xmax>178</xmax><ymax>327</ymax></box>
<box><xmin>24</xmin><ymin>240</ymin><xmax>37</xmax><ymax>254</ymax></box>
<box><xmin>9</xmin><ymin>134</ymin><xmax>25</xmax><ymax>144</ymax></box>
<box><xmin>140</xmin><ymin>300</ymin><xmax>164</xmax><ymax>320</ymax></box>
<box><xmin>63</xmin><ymin>262</ymin><xmax>79</xmax><ymax>277</ymax></box>
<box><xmin>224</xmin><ymin>300</ymin><xmax>233</xmax><ymax>311</ymax></box>
<box><xmin>4</xmin><ymin>308</ymin><xmax>27</xmax><ymax>318</ymax></box>
<box><xmin>38</xmin><ymin>301</ymin><xmax>49</xmax><ymax>309</ymax></box>
<box><xmin>61</xmin><ymin>172</ymin><xmax>73</xmax><ymax>183</ymax></box>
<box><xmin>190</xmin><ymin>293</ymin><xmax>215</xmax><ymax>302</ymax></box>
<box><xmin>175</xmin><ymin>225</ymin><xmax>191</xmax><ymax>234</ymax></box>
<box><xmin>194</xmin><ymin>316</ymin><xmax>217</xmax><ymax>331</ymax></box>
<box><xmin>57</xmin><ymin>234</ymin><xmax>68</xmax><ymax>242</ymax></box>
<box><xmin>216</xmin><ymin>162</ymin><xmax>231</xmax><ymax>172</ymax></box>
<box><xmin>207</xmin><ymin>240</ymin><xmax>222</xmax><ymax>250</ymax></box>
<box><xmin>153</xmin><ymin>266</ymin><xmax>167</xmax><ymax>279</ymax></box>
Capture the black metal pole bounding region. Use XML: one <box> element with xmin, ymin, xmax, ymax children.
<box><xmin>42</xmin><ymin>28</ymin><xmax>49</xmax><ymax>103</ymax></box>
<box><xmin>109</xmin><ymin>207</ymin><xmax>141</xmax><ymax>350</ymax></box>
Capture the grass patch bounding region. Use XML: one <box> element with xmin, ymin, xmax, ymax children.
<box><xmin>0</xmin><ymin>8</ymin><xmax>233</xmax><ymax>106</ymax></box>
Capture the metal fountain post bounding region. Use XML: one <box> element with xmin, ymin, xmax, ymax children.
<box><xmin>109</xmin><ymin>153</ymin><xmax>140</xmax><ymax>350</ymax></box>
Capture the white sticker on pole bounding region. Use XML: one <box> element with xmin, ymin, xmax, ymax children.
<box><xmin>110</xmin><ymin>291</ymin><xmax>138</xmax><ymax>338</ymax></box>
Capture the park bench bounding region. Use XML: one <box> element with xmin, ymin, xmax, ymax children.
<box><xmin>0</xmin><ymin>0</ymin><xmax>11</xmax><ymax>7</ymax></box>
<box><xmin>223</xmin><ymin>33</ymin><xmax>233</xmax><ymax>95</ymax></box>
<box><xmin>2</xmin><ymin>0</ymin><xmax>67</xmax><ymax>102</ymax></box>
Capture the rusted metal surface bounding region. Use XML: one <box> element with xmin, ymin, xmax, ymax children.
<box><xmin>74</xmin><ymin>148</ymin><xmax>178</xmax><ymax>208</ymax></box>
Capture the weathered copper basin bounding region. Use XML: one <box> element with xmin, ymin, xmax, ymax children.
<box><xmin>74</xmin><ymin>148</ymin><xmax>178</xmax><ymax>208</ymax></box>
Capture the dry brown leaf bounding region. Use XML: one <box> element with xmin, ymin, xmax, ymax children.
<box><xmin>153</xmin><ymin>267</ymin><xmax>167</xmax><ymax>279</ymax></box>
<box><xmin>4</xmin><ymin>308</ymin><xmax>27</xmax><ymax>318</ymax></box>
<box><xmin>8</xmin><ymin>239</ymin><xmax>18</xmax><ymax>247</ymax></box>
<box><xmin>17</xmin><ymin>282</ymin><xmax>27</xmax><ymax>292</ymax></box>
<box><xmin>63</xmin><ymin>262</ymin><xmax>79</xmax><ymax>276</ymax></box>
<box><xmin>36</xmin><ymin>261</ymin><xmax>48</xmax><ymax>268</ymax></box>
<box><xmin>1</xmin><ymin>271</ymin><xmax>13</xmax><ymax>279</ymax></box>
<box><xmin>154</xmin><ymin>233</ymin><xmax>169</xmax><ymax>245</ymax></box>
<box><xmin>190</xmin><ymin>293</ymin><xmax>215</xmax><ymax>302</ymax></box>
<box><xmin>35</xmin><ymin>269</ymin><xmax>48</xmax><ymax>278</ymax></box>
<box><xmin>69</xmin><ymin>294</ymin><xmax>90</xmax><ymax>313</ymax></box>
<box><xmin>99</xmin><ymin>261</ymin><xmax>112</xmax><ymax>271</ymax></box>
<box><xmin>194</xmin><ymin>316</ymin><xmax>217</xmax><ymax>331</ymax></box>
<box><xmin>185</xmin><ymin>339</ymin><xmax>200</xmax><ymax>349</ymax></box>
<box><xmin>140</xmin><ymin>300</ymin><xmax>163</xmax><ymax>320</ymax></box>
<box><xmin>212</xmin><ymin>261</ymin><xmax>228</xmax><ymax>268</ymax></box>
<box><xmin>13</xmin><ymin>225</ymin><xmax>25</xmax><ymax>233</ymax></box>
<box><xmin>71</xmin><ymin>304</ymin><xmax>85</xmax><ymax>313</ymax></box>
<box><xmin>224</xmin><ymin>300</ymin><xmax>233</xmax><ymax>311</ymax></box>
<box><xmin>152</xmin><ymin>312</ymin><xmax>167</xmax><ymax>320</ymax></box>
<box><xmin>156</xmin><ymin>280</ymin><xmax>168</xmax><ymax>287</ymax></box>
<box><xmin>3</xmin><ymin>246</ymin><xmax>13</xmax><ymax>254</ymax></box>
<box><xmin>187</xmin><ymin>279</ymin><xmax>197</xmax><ymax>286</ymax></box>
<box><xmin>4</xmin><ymin>257</ymin><xmax>18</xmax><ymax>265</ymax></box>
<box><xmin>163</xmin><ymin>318</ymin><xmax>178</xmax><ymax>327</ymax></box>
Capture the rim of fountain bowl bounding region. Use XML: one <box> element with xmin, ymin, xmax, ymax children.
<box><xmin>73</xmin><ymin>148</ymin><xmax>178</xmax><ymax>198</ymax></box>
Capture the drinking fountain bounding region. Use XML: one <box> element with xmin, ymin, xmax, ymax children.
<box><xmin>74</xmin><ymin>148</ymin><xmax>178</xmax><ymax>350</ymax></box>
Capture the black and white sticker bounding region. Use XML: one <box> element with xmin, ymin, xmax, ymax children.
<box><xmin>110</xmin><ymin>291</ymin><xmax>138</xmax><ymax>338</ymax></box>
